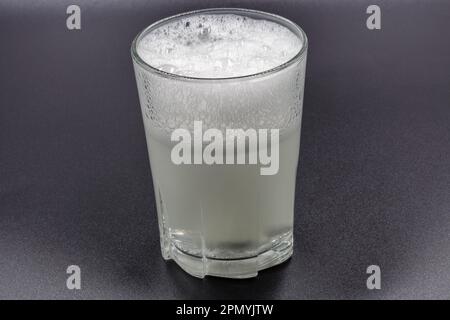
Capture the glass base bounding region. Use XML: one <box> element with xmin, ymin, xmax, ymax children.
<box><xmin>162</xmin><ymin>232</ymin><xmax>293</xmax><ymax>279</ymax></box>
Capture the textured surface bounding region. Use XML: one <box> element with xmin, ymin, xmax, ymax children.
<box><xmin>1</xmin><ymin>0</ymin><xmax>450</xmax><ymax>299</ymax></box>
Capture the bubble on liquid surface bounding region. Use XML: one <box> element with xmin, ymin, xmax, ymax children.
<box><xmin>137</xmin><ymin>14</ymin><xmax>303</xmax><ymax>78</ymax></box>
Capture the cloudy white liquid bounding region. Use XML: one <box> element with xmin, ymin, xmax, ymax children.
<box><xmin>135</xmin><ymin>13</ymin><xmax>304</xmax><ymax>277</ymax></box>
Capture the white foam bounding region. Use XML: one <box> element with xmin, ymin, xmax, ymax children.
<box><xmin>137</xmin><ymin>14</ymin><xmax>302</xmax><ymax>78</ymax></box>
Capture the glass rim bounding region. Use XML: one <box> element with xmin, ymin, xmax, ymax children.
<box><xmin>130</xmin><ymin>8</ymin><xmax>308</xmax><ymax>82</ymax></box>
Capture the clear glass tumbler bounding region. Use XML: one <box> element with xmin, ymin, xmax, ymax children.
<box><xmin>131</xmin><ymin>8</ymin><xmax>307</xmax><ymax>278</ymax></box>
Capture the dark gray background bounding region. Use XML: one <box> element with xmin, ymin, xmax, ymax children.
<box><xmin>1</xmin><ymin>0</ymin><xmax>449</xmax><ymax>299</ymax></box>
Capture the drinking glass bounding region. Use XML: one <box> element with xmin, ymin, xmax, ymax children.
<box><xmin>131</xmin><ymin>8</ymin><xmax>307</xmax><ymax>278</ymax></box>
